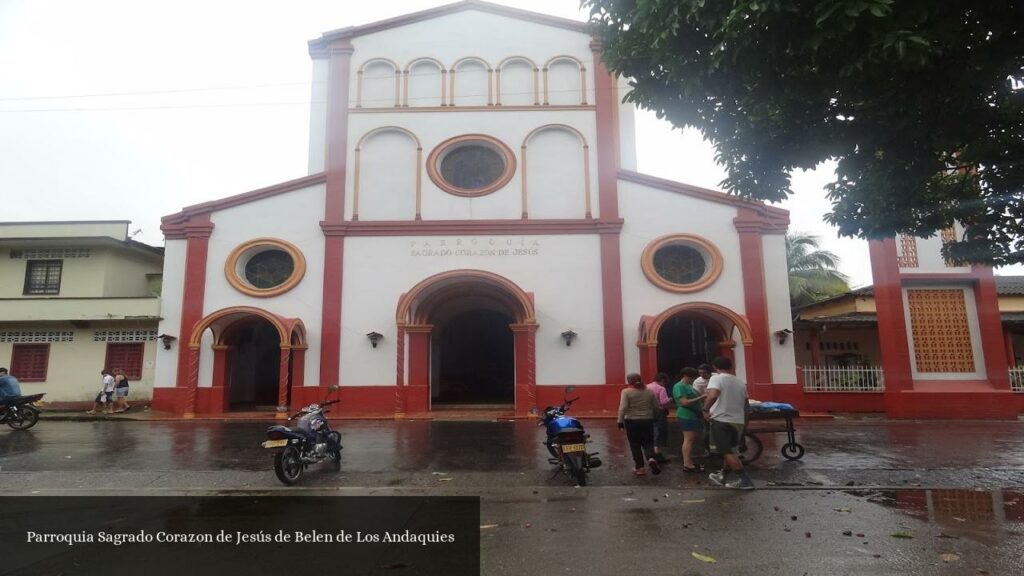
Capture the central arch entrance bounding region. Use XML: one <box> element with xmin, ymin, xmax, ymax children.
<box><xmin>637</xmin><ymin>302</ymin><xmax>753</xmax><ymax>384</ymax></box>
<box><xmin>396</xmin><ymin>270</ymin><xmax>538</xmax><ymax>415</ymax></box>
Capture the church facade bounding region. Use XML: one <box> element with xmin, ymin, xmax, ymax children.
<box><xmin>152</xmin><ymin>1</ymin><xmax>797</xmax><ymax>417</ymax></box>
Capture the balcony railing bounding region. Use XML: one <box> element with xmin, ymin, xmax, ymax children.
<box><xmin>1011</xmin><ymin>368</ymin><xmax>1024</xmax><ymax>393</ymax></box>
<box><xmin>802</xmin><ymin>365</ymin><xmax>885</xmax><ymax>392</ymax></box>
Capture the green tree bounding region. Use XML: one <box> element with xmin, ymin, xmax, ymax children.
<box><xmin>584</xmin><ymin>0</ymin><xmax>1024</xmax><ymax>265</ymax></box>
<box><xmin>786</xmin><ymin>232</ymin><xmax>850</xmax><ymax>307</ymax></box>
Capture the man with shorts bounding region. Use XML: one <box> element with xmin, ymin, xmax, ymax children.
<box><xmin>703</xmin><ymin>357</ymin><xmax>754</xmax><ymax>490</ymax></box>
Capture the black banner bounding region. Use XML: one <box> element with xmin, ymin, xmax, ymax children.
<box><xmin>0</xmin><ymin>496</ymin><xmax>480</xmax><ymax>576</ymax></box>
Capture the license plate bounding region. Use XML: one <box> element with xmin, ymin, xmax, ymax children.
<box><xmin>262</xmin><ymin>439</ymin><xmax>288</xmax><ymax>448</ymax></box>
<box><xmin>561</xmin><ymin>443</ymin><xmax>586</xmax><ymax>453</ymax></box>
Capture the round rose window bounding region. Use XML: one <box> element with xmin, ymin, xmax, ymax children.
<box><xmin>225</xmin><ymin>238</ymin><xmax>306</xmax><ymax>297</ymax></box>
<box><xmin>641</xmin><ymin>234</ymin><xmax>723</xmax><ymax>293</ymax></box>
<box><xmin>427</xmin><ymin>134</ymin><xmax>516</xmax><ymax>196</ymax></box>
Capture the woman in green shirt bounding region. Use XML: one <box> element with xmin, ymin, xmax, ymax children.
<box><xmin>672</xmin><ymin>367</ymin><xmax>706</xmax><ymax>472</ymax></box>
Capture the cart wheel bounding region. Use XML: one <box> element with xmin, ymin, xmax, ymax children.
<box><xmin>781</xmin><ymin>443</ymin><xmax>805</xmax><ymax>461</ymax></box>
<box><xmin>739</xmin><ymin>433</ymin><xmax>763</xmax><ymax>464</ymax></box>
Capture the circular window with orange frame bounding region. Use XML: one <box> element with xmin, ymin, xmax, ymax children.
<box><xmin>642</xmin><ymin>234</ymin><xmax>724</xmax><ymax>293</ymax></box>
<box><xmin>225</xmin><ymin>238</ymin><xmax>306</xmax><ymax>297</ymax></box>
<box><xmin>426</xmin><ymin>134</ymin><xmax>516</xmax><ymax>197</ymax></box>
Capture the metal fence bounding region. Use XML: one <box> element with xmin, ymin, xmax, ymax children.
<box><xmin>802</xmin><ymin>365</ymin><xmax>885</xmax><ymax>392</ymax></box>
<box><xmin>1011</xmin><ymin>367</ymin><xmax>1024</xmax><ymax>392</ymax></box>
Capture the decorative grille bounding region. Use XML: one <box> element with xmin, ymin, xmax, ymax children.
<box><xmin>907</xmin><ymin>289</ymin><xmax>975</xmax><ymax>373</ymax></box>
<box><xmin>940</xmin><ymin>227</ymin><xmax>958</xmax><ymax>267</ymax></box>
<box><xmin>93</xmin><ymin>330</ymin><xmax>158</xmax><ymax>342</ymax></box>
<box><xmin>105</xmin><ymin>343</ymin><xmax>144</xmax><ymax>379</ymax></box>
<box><xmin>10</xmin><ymin>248</ymin><xmax>90</xmax><ymax>259</ymax></box>
<box><xmin>897</xmin><ymin>234</ymin><xmax>918</xmax><ymax>268</ymax></box>
<box><xmin>0</xmin><ymin>331</ymin><xmax>74</xmax><ymax>343</ymax></box>
<box><xmin>10</xmin><ymin>344</ymin><xmax>49</xmax><ymax>381</ymax></box>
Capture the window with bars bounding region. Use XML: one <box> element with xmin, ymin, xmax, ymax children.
<box><xmin>23</xmin><ymin>260</ymin><xmax>62</xmax><ymax>295</ymax></box>
<box><xmin>105</xmin><ymin>343</ymin><xmax>144</xmax><ymax>379</ymax></box>
<box><xmin>10</xmin><ymin>344</ymin><xmax>49</xmax><ymax>381</ymax></box>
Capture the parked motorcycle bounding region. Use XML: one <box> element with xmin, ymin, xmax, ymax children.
<box><xmin>536</xmin><ymin>386</ymin><xmax>601</xmax><ymax>486</ymax></box>
<box><xmin>1</xmin><ymin>393</ymin><xmax>45</xmax><ymax>430</ymax></box>
<box><xmin>262</xmin><ymin>397</ymin><xmax>343</xmax><ymax>485</ymax></box>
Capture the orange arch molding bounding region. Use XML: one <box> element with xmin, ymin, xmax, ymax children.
<box><xmin>642</xmin><ymin>302</ymin><xmax>753</xmax><ymax>346</ymax></box>
<box><xmin>188</xmin><ymin>306</ymin><xmax>306</xmax><ymax>349</ymax></box>
<box><xmin>396</xmin><ymin>269</ymin><xmax>536</xmax><ymax>325</ymax></box>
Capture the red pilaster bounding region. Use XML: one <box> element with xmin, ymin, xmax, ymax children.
<box><xmin>395</xmin><ymin>326</ymin><xmax>407</xmax><ymax>414</ymax></box>
<box><xmin>319</xmin><ymin>40</ymin><xmax>354</xmax><ymax>389</ymax></box>
<box><xmin>278</xmin><ymin>346</ymin><xmax>292</xmax><ymax>410</ymax></box>
<box><xmin>511</xmin><ymin>323</ymin><xmax>539</xmax><ymax>416</ymax></box>
<box><xmin>868</xmin><ymin>239</ymin><xmax>913</xmax><ymax>399</ymax></box>
<box><xmin>291</xmin><ymin>346</ymin><xmax>306</xmax><ymax>389</ymax></box>
<box><xmin>205</xmin><ymin>344</ymin><xmax>230</xmax><ymax>414</ymax></box>
<box><xmin>591</xmin><ymin>43</ymin><xmax>626</xmax><ymax>386</ymax></box>
<box><xmin>734</xmin><ymin>209</ymin><xmax>773</xmax><ymax>394</ymax></box>
<box><xmin>406</xmin><ymin>325</ymin><xmax>432</xmax><ymax>413</ymax></box>
<box><xmin>638</xmin><ymin>344</ymin><xmax>657</xmax><ymax>383</ymax></box>
<box><xmin>174</xmin><ymin>214</ymin><xmax>213</xmax><ymax>416</ymax></box>
<box><xmin>973</xmin><ymin>266</ymin><xmax>1011</xmax><ymax>389</ymax></box>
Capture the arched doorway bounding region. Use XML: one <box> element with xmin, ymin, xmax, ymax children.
<box><xmin>655</xmin><ymin>314</ymin><xmax>724</xmax><ymax>380</ymax></box>
<box><xmin>637</xmin><ymin>302</ymin><xmax>753</xmax><ymax>384</ymax></box>
<box><xmin>186</xmin><ymin>307</ymin><xmax>306</xmax><ymax>414</ymax></box>
<box><xmin>396</xmin><ymin>270</ymin><xmax>537</xmax><ymax>415</ymax></box>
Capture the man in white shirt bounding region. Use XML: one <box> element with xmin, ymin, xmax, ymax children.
<box><xmin>703</xmin><ymin>357</ymin><xmax>753</xmax><ymax>490</ymax></box>
<box><xmin>692</xmin><ymin>363</ymin><xmax>714</xmax><ymax>394</ymax></box>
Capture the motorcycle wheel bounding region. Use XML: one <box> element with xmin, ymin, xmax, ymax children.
<box><xmin>564</xmin><ymin>455</ymin><xmax>587</xmax><ymax>487</ymax></box>
<box><xmin>6</xmin><ymin>405</ymin><xmax>39</xmax><ymax>430</ymax></box>
<box><xmin>327</xmin><ymin>431</ymin><xmax>342</xmax><ymax>462</ymax></box>
<box><xmin>273</xmin><ymin>446</ymin><xmax>303</xmax><ymax>485</ymax></box>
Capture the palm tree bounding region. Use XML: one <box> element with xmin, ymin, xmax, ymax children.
<box><xmin>786</xmin><ymin>233</ymin><xmax>850</xmax><ymax>308</ymax></box>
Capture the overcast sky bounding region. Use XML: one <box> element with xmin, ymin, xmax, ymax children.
<box><xmin>2</xmin><ymin>0</ymin><xmax>1018</xmax><ymax>287</ymax></box>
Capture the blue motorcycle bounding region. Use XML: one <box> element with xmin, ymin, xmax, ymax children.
<box><xmin>536</xmin><ymin>386</ymin><xmax>602</xmax><ymax>486</ymax></box>
<box><xmin>262</xmin><ymin>397</ymin><xmax>343</xmax><ymax>485</ymax></box>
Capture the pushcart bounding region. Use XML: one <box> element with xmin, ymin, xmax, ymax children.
<box><xmin>745</xmin><ymin>408</ymin><xmax>804</xmax><ymax>462</ymax></box>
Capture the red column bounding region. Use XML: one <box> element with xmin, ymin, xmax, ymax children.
<box><xmin>319</xmin><ymin>40</ymin><xmax>354</xmax><ymax>390</ymax></box>
<box><xmin>278</xmin><ymin>346</ymin><xmax>292</xmax><ymax>412</ymax></box>
<box><xmin>406</xmin><ymin>325</ymin><xmax>432</xmax><ymax>413</ymax></box>
<box><xmin>209</xmin><ymin>344</ymin><xmax>230</xmax><ymax>414</ymax></box>
<box><xmin>511</xmin><ymin>323</ymin><xmax>538</xmax><ymax>416</ymax></box>
<box><xmin>183</xmin><ymin>347</ymin><xmax>201</xmax><ymax>417</ymax></box>
<box><xmin>734</xmin><ymin>210</ymin><xmax>773</xmax><ymax>396</ymax></box>
<box><xmin>291</xmin><ymin>346</ymin><xmax>306</xmax><ymax>390</ymax></box>
<box><xmin>868</xmin><ymin>239</ymin><xmax>913</xmax><ymax>402</ymax></box>
<box><xmin>638</xmin><ymin>344</ymin><xmax>657</xmax><ymax>383</ymax></box>
<box><xmin>973</xmin><ymin>266</ymin><xmax>1011</xmax><ymax>389</ymax></box>
<box><xmin>591</xmin><ymin>44</ymin><xmax>626</xmax><ymax>387</ymax></box>
<box><xmin>395</xmin><ymin>326</ymin><xmax>407</xmax><ymax>415</ymax></box>
<box><xmin>174</xmin><ymin>215</ymin><xmax>213</xmax><ymax>415</ymax></box>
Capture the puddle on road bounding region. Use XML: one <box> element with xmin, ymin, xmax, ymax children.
<box><xmin>850</xmin><ymin>488</ymin><xmax>1023</xmax><ymax>544</ymax></box>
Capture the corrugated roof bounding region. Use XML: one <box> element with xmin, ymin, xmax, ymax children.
<box><xmin>996</xmin><ymin>276</ymin><xmax>1024</xmax><ymax>295</ymax></box>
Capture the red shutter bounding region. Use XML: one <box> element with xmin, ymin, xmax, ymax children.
<box><xmin>11</xmin><ymin>344</ymin><xmax>50</xmax><ymax>381</ymax></box>
<box><xmin>105</xmin><ymin>343</ymin><xmax>145</xmax><ymax>379</ymax></box>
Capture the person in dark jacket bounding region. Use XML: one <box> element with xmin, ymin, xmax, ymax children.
<box><xmin>617</xmin><ymin>373</ymin><xmax>661</xmax><ymax>476</ymax></box>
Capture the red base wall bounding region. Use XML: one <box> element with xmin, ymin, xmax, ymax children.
<box><xmin>151</xmin><ymin>387</ymin><xmax>189</xmax><ymax>414</ymax></box>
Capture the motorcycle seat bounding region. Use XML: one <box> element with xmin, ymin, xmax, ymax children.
<box><xmin>0</xmin><ymin>393</ymin><xmax>44</xmax><ymax>406</ymax></box>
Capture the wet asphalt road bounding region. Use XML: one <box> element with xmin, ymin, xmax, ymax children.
<box><xmin>1</xmin><ymin>418</ymin><xmax>1022</xmax><ymax>575</ymax></box>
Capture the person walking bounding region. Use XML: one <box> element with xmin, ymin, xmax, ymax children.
<box><xmin>86</xmin><ymin>369</ymin><xmax>116</xmax><ymax>415</ymax></box>
<box><xmin>646</xmin><ymin>373</ymin><xmax>674</xmax><ymax>463</ymax></box>
<box><xmin>673</xmin><ymin>367</ymin><xmax>706</xmax><ymax>472</ymax></box>
<box><xmin>618</xmin><ymin>373</ymin><xmax>661</xmax><ymax>477</ymax></box>
<box><xmin>703</xmin><ymin>357</ymin><xmax>754</xmax><ymax>490</ymax></box>
<box><xmin>112</xmin><ymin>368</ymin><xmax>130</xmax><ymax>412</ymax></box>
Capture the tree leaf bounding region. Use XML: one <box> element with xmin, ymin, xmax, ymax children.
<box><xmin>890</xmin><ymin>531</ymin><xmax>914</xmax><ymax>539</ymax></box>
<box><xmin>692</xmin><ymin>552</ymin><xmax>717</xmax><ymax>563</ymax></box>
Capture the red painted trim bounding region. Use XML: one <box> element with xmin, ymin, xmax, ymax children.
<box><xmin>735</xmin><ymin>209</ymin><xmax>773</xmax><ymax>389</ymax></box>
<box><xmin>638</xmin><ymin>345</ymin><xmax>657</xmax><ymax>383</ymax></box>
<box><xmin>512</xmin><ymin>324</ymin><xmax>538</xmax><ymax>416</ymax></box>
<box><xmin>619</xmin><ymin>170</ymin><xmax>790</xmax><ymax>227</ymax></box>
<box><xmin>319</xmin><ymin>236</ymin><xmax>344</xmax><ymax>388</ymax></box>
<box><xmin>599</xmin><ymin>233</ymin><xmax>626</xmax><ymax>385</ymax></box>
<box><xmin>309</xmin><ymin>0</ymin><xmax>589</xmax><ymax>55</ymax></box>
<box><xmin>161</xmin><ymin>174</ymin><xmax>326</xmax><ymax>227</ymax></box>
<box><xmin>210</xmin><ymin>347</ymin><xmax>229</xmax><ymax>407</ymax></box>
<box><xmin>406</xmin><ymin>329</ymin><xmax>431</xmax><ymax>413</ymax></box>
<box><xmin>868</xmin><ymin>239</ymin><xmax>914</xmax><ymax>398</ymax></box>
<box><xmin>320</xmin><ymin>218</ymin><xmax>623</xmax><ymax>237</ymax></box>
<box><xmin>592</xmin><ymin>45</ymin><xmax>619</xmax><ymax>221</ymax></box>
<box><xmin>174</xmin><ymin>214</ymin><xmax>212</xmax><ymax>412</ymax></box>
<box><xmin>973</xmin><ymin>266</ymin><xmax>1011</xmax><ymax>389</ymax></box>
<box><xmin>278</xmin><ymin>347</ymin><xmax>291</xmax><ymax>408</ymax></box>
<box><xmin>291</xmin><ymin>347</ymin><xmax>306</xmax><ymax>391</ymax></box>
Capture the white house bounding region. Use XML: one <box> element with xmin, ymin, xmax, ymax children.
<box><xmin>153</xmin><ymin>0</ymin><xmax>796</xmax><ymax>417</ymax></box>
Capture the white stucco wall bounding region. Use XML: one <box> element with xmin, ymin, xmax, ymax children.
<box><xmin>762</xmin><ymin>233</ymin><xmax>797</xmax><ymax>383</ymax></box>
<box><xmin>617</xmin><ymin>179</ymin><xmax>748</xmax><ymax>375</ymax></box>
<box><xmin>339</xmin><ymin>234</ymin><xmax>606</xmax><ymax>387</ymax></box>
<box><xmin>154</xmin><ymin>239</ymin><xmax>187</xmax><ymax>388</ymax></box>
<box><xmin>345</xmin><ymin>110</ymin><xmax>599</xmax><ymax>222</ymax></box>
<box><xmin>201</xmin><ymin>184</ymin><xmax>327</xmax><ymax>388</ymax></box>
<box><xmin>308</xmin><ymin>58</ymin><xmax>329</xmax><ymax>174</ymax></box>
<box><xmin>902</xmin><ymin>284</ymin><xmax>986</xmax><ymax>380</ymax></box>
